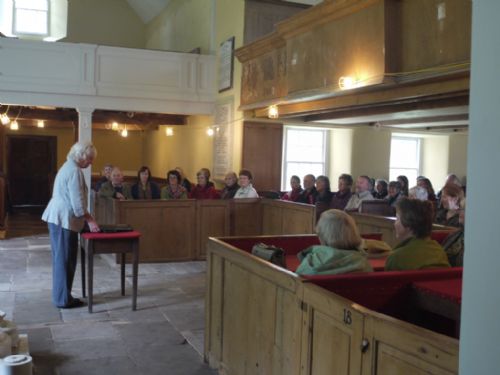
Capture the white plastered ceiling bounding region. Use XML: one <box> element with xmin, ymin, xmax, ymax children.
<box><xmin>126</xmin><ymin>0</ymin><xmax>172</xmax><ymax>24</ymax></box>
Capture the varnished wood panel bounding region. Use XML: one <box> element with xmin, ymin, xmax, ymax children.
<box><xmin>117</xmin><ymin>200</ymin><xmax>196</xmax><ymax>262</ymax></box>
<box><xmin>262</xmin><ymin>199</ymin><xmax>316</xmax><ymax>235</ymax></box>
<box><xmin>301</xmin><ymin>283</ymin><xmax>364</xmax><ymax>375</ymax></box>
<box><xmin>242</xmin><ymin>122</ymin><xmax>283</xmax><ymax>191</ymax></box>
<box><xmin>197</xmin><ymin>200</ymin><xmax>230</xmax><ymax>259</ymax></box>
<box><xmin>361</xmin><ymin>309</ymin><xmax>459</xmax><ymax>375</ymax></box>
<box><xmin>230</xmin><ymin>198</ymin><xmax>263</xmax><ymax>236</ymax></box>
<box><xmin>398</xmin><ymin>0</ymin><xmax>471</xmax><ymax>72</ymax></box>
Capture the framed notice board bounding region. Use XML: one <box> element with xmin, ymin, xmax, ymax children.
<box><xmin>218</xmin><ymin>36</ymin><xmax>235</xmax><ymax>92</ymax></box>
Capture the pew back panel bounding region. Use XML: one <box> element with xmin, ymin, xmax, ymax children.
<box><xmin>196</xmin><ymin>200</ymin><xmax>230</xmax><ymax>259</ymax></box>
<box><xmin>261</xmin><ymin>199</ymin><xmax>316</xmax><ymax>235</ymax></box>
<box><xmin>230</xmin><ymin>198</ymin><xmax>263</xmax><ymax>236</ymax></box>
<box><xmin>205</xmin><ymin>238</ymin><xmax>303</xmax><ymax>375</ymax></box>
<box><xmin>117</xmin><ymin>200</ymin><xmax>196</xmax><ymax>262</ymax></box>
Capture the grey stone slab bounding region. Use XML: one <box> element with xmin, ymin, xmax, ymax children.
<box><xmin>58</xmin><ymin>356</ymin><xmax>141</xmax><ymax>375</ymax></box>
<box><xmin>181</xmin><ymin>329</ymin><xmax>206</xmax><ymax>356</ymax></box>
<box><xmin>51</xmin><ymin>321</ymin><xmax>118</xmax><ymax>341</ymax></box>
<box><xmin>21</xmin><ymin>327</ymin><xmax>54</xmax><ymax>353</ymax></box>
<box><xmin>114</xmin><ymin>321</ymin><xmax>185</xmax><ymax>347</ymax></box>
<box><xmin>107</xmin><ymin>305</ymin><xmax>166</xmax><ymax>323</ymax></box>
<box><xmin>54</xmin><ymin>336</ymin><xmax>128</xmax><ymax>361</ymax></box>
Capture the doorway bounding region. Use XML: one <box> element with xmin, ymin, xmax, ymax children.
<box><xmin>7</xmin><ymin>135</ymin><xmax>57</xmax><ymax>208</ymax></box>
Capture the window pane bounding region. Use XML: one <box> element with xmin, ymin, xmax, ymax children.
<box><xmin>15</xmin><ymin>0</ymin><xmax>48</xmax><ymax>11</ymax></box>
<box><xmin>286</xmin><ymin>129</ymin><xmax>325</xmax><ymax>162</ymax></box>
<box><xmin>390</xmin><ymin>138</ymin><xmax>419</xmax><ymax>168</ymax></box>
<box><xmin>285</xmin><ymin>162</ymin><xmax>324</xmax><ymax>189</ymax></box>
<box><xmin>389</xmin><ymin>168</ymin><xmax>419</xmax><ymax>185</ymax></box>
<box><xmin>15</xmin><ymin>9</ymin><xmax>47</xmax><ymax>34</ymax></box>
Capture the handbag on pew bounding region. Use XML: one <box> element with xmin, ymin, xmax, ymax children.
<box><xmin>251</xmin><ymin>243</ymin><xmax>286</xmax><ymax>268</ymax></box>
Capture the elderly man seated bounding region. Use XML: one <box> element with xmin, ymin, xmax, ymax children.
<box><xmin>344</xmin><ymin>175</ymin><xmax>374</xmax><ymax>212</ymax></box>
<box><xmin>98</xmin><ymin>167</ymin><xmax>132</xmax><ymax>200</ymax></box>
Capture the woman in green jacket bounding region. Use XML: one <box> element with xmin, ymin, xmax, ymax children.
<box><xmin>296</xmin><ymin>209</ymin><xmax>372</xmax><ymax>275</ymax></box>
<box><xmin>385</xmin><ymin>198</ymin><xmax>450</xmax><ymax>271</ymax></box>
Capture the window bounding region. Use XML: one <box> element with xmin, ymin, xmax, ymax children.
<box><xmin>13</xmin><ymin>0</ymin><xmax>49</xmax><ymax>36</ymax></box>
<box><xmin>282</xmin><ymin>127</ymin><xmax>327</xmax><ymax>190</ymax></box>
<box><xmin>389</xmin><ymin>136</ymin><xmax>420</xmax><ymax>183</ymax></box>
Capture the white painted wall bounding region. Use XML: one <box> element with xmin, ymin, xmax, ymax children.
<box><xmin>421</xmin><ymin>135</ymin><xmax>449</xmax><ymax>189</ymax></box>
<box><xmin>460</xmin><ymin>1</ymin><xmax>500</xmax><ymax>373</ymax></box>
<box><xmin>329</xmin><ymin>128</ymin><xmax>353</xmax><ymax>182</ymax></box>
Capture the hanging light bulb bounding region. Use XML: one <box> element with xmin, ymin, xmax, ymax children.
<box><xmin>207</xmin><ymin>127</ymin><xmax>214</xmax><ymax>136</ymax></box>
<box><xmin>10</xmin><ymin>121</ymin><xmax>19</xmax><ymax>130</ymax></box>
<box><xmin>1</xmin><ymin>114</ymin><xmax>10</xmax><ymax>125</ymax></box>
<box><xmin>121</xmin><ymin>126</ymin><xmax>128</xmax><ymax>137</ymax></box>
<box><xmin>165</xmin><ymin>127</ymin><xmax>174</xmax><ymax>136</ymax></box>
<box><xmin>37</xmin><ymin>120</ymin><xmax>45</xmax><ymax>128</ymax></box>
<box><xmin>338</xmin><ymin>76</ymin><xmax>357</xmax><ymax>90</ymax></box>
<box><xmin>111</xmin><ymin>122</ymin><xmax>119</xmax><ymax>131</ymax></box>
<box><xmin>268</xmin><ymin>105</ymin><xmax>279</xmax><ymax>119</ymax></box>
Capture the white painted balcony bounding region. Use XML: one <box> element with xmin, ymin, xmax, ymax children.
<box><xmin>0</xmin><ymin>38</ymin><xmax>216</xmax><ymax>114</ymax></box>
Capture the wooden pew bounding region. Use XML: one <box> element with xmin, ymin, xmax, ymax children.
<box><xmin>205</xmin><ymin>235</ymin><xmax>461</xmax><ymax>375</ymax></box>
<box><xmin>94</xmin><ymin>197</ymin><xmax>316</xmax><ymax>262</ymax></box>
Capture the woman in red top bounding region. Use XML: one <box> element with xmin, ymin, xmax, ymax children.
<box><xmin>189</xmin><ymin>169</ymin><xmax>220</xmax><ymax>199</ymax></box>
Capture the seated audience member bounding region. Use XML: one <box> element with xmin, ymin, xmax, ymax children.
<box><xmin>397</xmin><ymin>175</ymin><xmax>409</xmax><ymax>197</ymax></box>
<box><xmin>385</xmin><ymin>198</ymin><xmax>450</xmax><ymax>271</ymax></box>
<box><xmin>175</xmin><ymin>167</ymin><xmax>192</xmax><ymax>193</ymax></box>
<box><xmin>234</xmin><ymin>169</ymin><xmax>259</xmax><ymax>198</ymax></box>
<box><xmin>417</xmin><ymin>177</ymin><xmax>437</xmax><ymax>202</ymax></box>
<box><xmin>315</xmin><ymin>175</ymin><xmax>333</xmax><ymax>220</ymax></box>
<box><xmin>94</xmin><ymin>163</ymin><xmax>113</xmax><ymax>191</ymax></box>
<box><xmin>131</xmin><ymin>166</ymin><xmax>160</xmax><ymax>199</ymax></box>
<box><xmin>161</xmin><ymin>170</ymin><xmax>188</xmax><ymax>199</ymax></box>
<box><xmin>296</xmin><ymin>209</ymin><xmax>373</xmax><ymax>275</ymax></box>
<box><xmin>435</xmin><ymin>183</ymin><xmax>465</xmax><ymax>227</ymax></box>
<box><xmin>282</xmin><ymin>175</ymin><xmax>303</xmax><ymax>202</ymax></box>
<box><xmin>200</xmin><ymin>167</ymin><xmax>215</xmax><ymax>188</ymax></box>
<box><xmin>220</xmin><ymin>172</ymin><xmax>239</xmax><ymax>199</ymax></box>
<box><xmin>437</xmin><ymin>173</ymin><xmax>463</xmax><ymax>203</ymax></box>
<box><xmin>330</xmin><ymin>174</ymin><xmax>353</xmax><ymax>210</ymax></box>
<box><xmin>190</xmin><ymin>169</ymin><xmax>220</xmax><ymax>199</ymax></box>
<box><xmin>442</xmin><ymin>209</ymin><xmax>465</xmax><ymax>267</ymax></box>
<box><xmin>386</xmin><ymin>181</ymin><xmax>403</xmax><ymax>208</ymax></box>
<box><xmin>344</xmin><ymin>175</ymin><xmax>374</xmax><ymax>211</ymax></box>
<box><xmin>98</xmin><ymin>167</ymin><xmax>132</xmax><ymax>200</ymax></box>
<box><xmin>373</xmin><ymin>179</ymin><xmax>388</xmax><ymax>199</ymax></box>
<box><xmin>297</xmin><ymin>174</ymin><xmax>318</xmax><ymax>204</ymax></box>
<box><xmin>409</xmin><ymin>185</ymin><xmax>429</xmax><ymax>201</ymax></box>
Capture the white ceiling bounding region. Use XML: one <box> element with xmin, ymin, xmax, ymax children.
<box><xmin>126</xmin><ymin>0</ymin><xmax>172</xmax><ymax>24</ymax></box>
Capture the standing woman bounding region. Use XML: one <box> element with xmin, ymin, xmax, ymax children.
<box><xmin>131</xmin><ymin>166</ymin><xmax>160</xmax><ymax>199</ymax></box>
<box><xmin>42</xmin><ymin>142</ymin><xmax>100</xmax><ymax>308</ymax></box>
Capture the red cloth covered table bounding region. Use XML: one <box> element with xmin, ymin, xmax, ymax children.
<box><xmin>80</xmin><ymin>231</ymin><xmax>141</xmax><ymax>313</ymax></box>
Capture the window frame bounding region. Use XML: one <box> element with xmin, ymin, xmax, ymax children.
<box><xmin>281</xmin><ymin>126</ymin><xmax>329</xmax><ymax>191</ymax></box>
<box><xmin>12</xmin><ymin>0</ymin><xmax>50</xmax><ymax>37</ymax></box>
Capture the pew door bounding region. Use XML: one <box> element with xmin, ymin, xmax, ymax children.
<box><xmin>300</xmin><ymin>283</ymin><xmax>365</xmax><ymax>375</ymax></box>
<box><xmin>361</xmin><ymin>312</ymin><xmax>459</xmax><ymax>375</ymax></box>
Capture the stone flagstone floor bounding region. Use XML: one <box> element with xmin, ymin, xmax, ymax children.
<box><xmin>0</xmin><ymin>234</ymin><xmax>217</xmax><ymax>375</ymax></box>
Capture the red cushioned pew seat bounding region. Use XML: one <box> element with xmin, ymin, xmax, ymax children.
<box><xmin>222</xmin><ymin>233</ymin><xmax>384</xmax><ymax>272</ymax></box>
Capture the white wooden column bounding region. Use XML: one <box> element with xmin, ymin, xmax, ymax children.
<box><xmin>460</xmin><ymin>1</ymin><xmax>500</xmax><ymax>373</ymax></box>
<box><xmin>77</xmin><ymin>107</ymin><xmax>94</xmax><ymax>211</ymax></box>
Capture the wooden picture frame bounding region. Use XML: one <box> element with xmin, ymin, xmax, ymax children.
<box><xmin>218</xmin><ymin>36</ymin><xmax>235</xmax><ymax>92</ymax></box>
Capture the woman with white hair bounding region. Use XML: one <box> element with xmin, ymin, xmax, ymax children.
<box><xmin>42</xmin><ymin>141</ymin><xmax>100</xmax><ymax>308</ymax></box>
<box><xmin>296</xmin><ymin>209</ymin><xmax>372</xmax><ymax>275</ymax></box>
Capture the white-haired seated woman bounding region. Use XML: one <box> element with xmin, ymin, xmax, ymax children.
<box><xmin>296</xmin><ymin>209</ymin><xmax>373</xmax><ymax>275</ymax></box>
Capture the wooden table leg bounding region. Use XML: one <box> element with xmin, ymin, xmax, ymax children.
<box><xmin>88</xmin><ymin>241</ymin><xmax>94</xmax><ymax>313</ymax></box>
<box><xmin>121</xmin><ymin>253</ymin><xmax>126</xmax><ymax>296</ymax></box>
<box><xmin>132</xmin><ymin>239</ymin><xmax>138</xmax><ymax>311</ymax></box>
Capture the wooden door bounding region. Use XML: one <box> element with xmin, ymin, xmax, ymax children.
<box><xmin>7</xmin><ymin>135</ymin><xmax>57</xmax><ymax>207</ymax></box>
<box><xmin>300</xmin><ymin>283</ymin><xmax>365</xmax><ymax>375</ymax></box>
<box><xmin>242</xmin><ymin>121</ymin><xmax>283</xmax><ymax>191</ymax></box>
